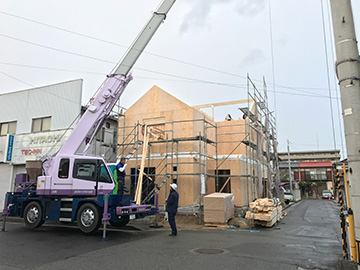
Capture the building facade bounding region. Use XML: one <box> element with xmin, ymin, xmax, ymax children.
<box><xmin>118</xmin><ymin>86</ymin><xmax>276</xmax><ymax>208</ymax></box>
<box><xmin>278</xmin><ymin>150</ymin><xmax>341</xmax><ymax>196</ymax></box>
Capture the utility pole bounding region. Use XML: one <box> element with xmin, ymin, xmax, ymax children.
<box><xmin>287</xmin><ymin>140</ymin><xmax>293</xmax><ymax>193</ymax></box>
<box><xmin>329</xmin><ymin>0</ymin><xmax>360</xmax><ymax>265</ymax></box>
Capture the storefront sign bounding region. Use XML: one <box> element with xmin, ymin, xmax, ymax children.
<box><xmin>21</xmin><ymin>149</ymin><xmax>42</xmax><ymax>155</ymax></box>
<box><xmin>11</xmin><ymin>130</ymin><xmax>72</xmax><ymax>164</ymax></box>
<box><xmin>5</xmin><ymin>134</ymin><xmax>14</xmax><ymax>162</ymax></box>
<box><xmin>29</xmin><ymin>135</ymin><xmax>61</xmax><ymax>145</ymax></box>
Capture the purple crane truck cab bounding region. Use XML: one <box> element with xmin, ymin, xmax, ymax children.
<box><xmin>37</xmin><ymin>156</ymin><xmax>114</xmax><ymax>197</ymax></box>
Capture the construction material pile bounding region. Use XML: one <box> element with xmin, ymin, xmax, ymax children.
<box><xmin>245</xmin><ymin>198</ymin><xmax>286</xmax><ymax>227</ymax></box>
<box><xmin>204</xmin><ymin>193</ymin><xmax>235</xmax><ymax>224</ymax></box>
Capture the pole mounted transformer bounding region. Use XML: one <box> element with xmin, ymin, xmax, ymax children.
<box><xmin>329</xmin><ymin>0</ymin><xmax>360</xmax><ymax>264</ymax></box>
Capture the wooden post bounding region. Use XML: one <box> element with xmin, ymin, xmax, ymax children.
<box><xmin>135</xmin><ymin>125</ymin><xmax>149</xmax><ymax>205</ymax></box>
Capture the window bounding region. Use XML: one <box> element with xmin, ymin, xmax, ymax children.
<box><xmin>0</xmin><ymin>121</ymin><xmax>16</xmax><ymax>136</ymax></box>
<box><xmin>96</xmin><ymin>127</ymin><xmax>105</xmax><ymax>142</ymax></box>
<box><xmin>72</xmin><ymin>159</ymin><xmax>113</xmax><ymax>183</ymax></box>
<box><xmin>99</xmin><ymin>162</ymin><xmax>112</xmax><ymax>183</ymax></box>
<box><xmin>218</xmin><ymin>169</ymin><xmax>231</xmax><ymax>193</ymax></box>
<box><xmin>32</xmin><ymin>117</ymin><xmax>51</xmax><ymax>132</ymax></box>
<box><xmin>58</xmin><ymin>158</ymin><xmax>70</xmax><ymax>179</ymax></box>
<box><xmin>73</xmin><ymin>159</ymin><xmax>97</xmax><ymax>181</ymax></box>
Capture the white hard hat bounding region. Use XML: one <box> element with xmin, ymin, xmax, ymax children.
<box><xmin>170</xmin><ymin>183</ymin><xmax>177</xmax><ymax>191</ymax></box>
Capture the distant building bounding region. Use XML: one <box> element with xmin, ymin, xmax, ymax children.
<box><xmin>0</xmin><ymin>79</ymin><xmax>118</xmax><ymax>206</ymax></box>
<box><xmin>278</xmin><ymin>150</ymin><xmax>341</xmax><ymax>196</ymax></box>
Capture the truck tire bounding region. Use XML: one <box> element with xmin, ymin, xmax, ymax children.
<box><xmin>110</xmin><ymin>216</ymin><xmax>130</xmax><ymax>228</ymax></box>
<box><xmin>24</xmin><ymin>201</ymin><xmax>44</xmax><ymax>229</ymax></box>
<box><xmin>77</xmin><ymin>203</ymin><xmax>102</xmax><ymax>234</ymax></box>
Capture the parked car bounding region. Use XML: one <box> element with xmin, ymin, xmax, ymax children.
<box><xmin>322</xmin><ymin>190</ymin><xmax>332</xmax><ymax>199</ymax></box>
<box><xmin>284</xmin><ymin>192</ymin><xmax>293</xmax><ymax>204</ymax></box>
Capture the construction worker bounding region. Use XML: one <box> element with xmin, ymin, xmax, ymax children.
<box><xmin>166</xmin><ymin>183</ymin><xmax>179</xmax><ymax>236</ymax></box>
<box><xmin>116</xmin><ymin>158</ymin><xmax>127</xmax><ymax>193</ymax></box>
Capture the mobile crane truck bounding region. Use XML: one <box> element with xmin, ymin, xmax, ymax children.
<box><xmin>1</xmin><ymin>0</ymin><xmax>176</xmax><ymax>234</ymax></box>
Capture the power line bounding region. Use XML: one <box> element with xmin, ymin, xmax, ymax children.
<box><xmin>0</xmin><ymin>69</ymin><xmax>85</xmax><ymax>106</ymax></box>
<box><xmin>325</xmin><ymin>0</ymin><xmax>346</xmax><ymax>157</ymax></box>
<box><xmin>290</xmin><ymin>141</ymin><xmax>341</xmax><ymax>148</ymax></box>
<box><xmin>321</xmin><ymin>0</ymin><xmax>337</xmax><ymax>151</ymax></box>
<box><xmin>0</xmin><ymin>18</ymin><xmax>344</xmax><ymax>101</ymax></box>
<box><xmin>0</xmin><ymin>33</ymin><xmax>116</xmax><ymax>65</ymax></box>
<box><xmin>0</xmin><ymin>10</ymin><xmax>128</xmax><ymax>48</ymax></box>
<box><xmin>0</xmin><ymin>70</ymin><xmax>34</xmax><ymax>87</ymax></box>
<box><xmin>0</xmin><ymin>61</ymin><xmax>343</xmax><ymax>101</ymax></box>
<box><xmin>0</xmin><ymin>10</ymin><xmax>342</xmax><ymax>94</ymax></box>
<box><xmin>268</xmin><ymin>0</ymin><xmax>278</xmax><ymax>127</ymax></box>
<box><xmin>0</xmin><ymin>62</ymin><xmax>105</xmax><ymax>75</ymax></box>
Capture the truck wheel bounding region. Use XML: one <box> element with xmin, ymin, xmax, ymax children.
<box><xmin>110</xmin><ymin>216</ymin><xmax>130</xmax><ymax>228</ymax></box>
<box><xmin>77</xmin><ymin>203</ymin><xmax>101</xmax><ymax>234</ymax></box>
<box><xmin>24</xmin><ymin>201</ymin><xmax>44</xmax><ymax>229</ymax></box>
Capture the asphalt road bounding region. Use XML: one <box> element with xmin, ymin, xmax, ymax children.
<box><xmin>0</xmin><ymin>199</ymin><xmax>343</xmax><ymax>270</ymax></box>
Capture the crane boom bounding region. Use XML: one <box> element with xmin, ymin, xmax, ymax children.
<box><xmin>114</xmin><ymin>0</ymin><xmax>176</xmax><ymax>75</ymax></box>
<box><xmin>56</xmin><ymin>0</ymin><xmax>175</xmax><ymax>158</ymax></box>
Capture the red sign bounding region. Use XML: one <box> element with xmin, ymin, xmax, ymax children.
<box><xmin>21</xmin><ymin>149</ymin><xmax>42</xmax><ymax>155</ymax></box>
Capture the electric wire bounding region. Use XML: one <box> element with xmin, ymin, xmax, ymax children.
<box><xmin>0</xmin><ymin>10</ymin><xmax>128</xmax><ymax>48</ymax></box>
<box><xmin>268</xmin><ymin>0</ymin><xmax>278</xmax><ymax>127</ymax></box>
<box><xmin>321</xmin><ymin>0</ymin><xmax>337</xmax><ymax>151</ymax></box>
<box><xmin>0</xmin><ymin>61</ymin><xmax>343</xmax><ymax>101</ymax></box>
<box><xmin>325</xmin><ymin>0</ymin><xmax>346</xmax><ymax>157</ymax></box>
<box><xmin>0</xmin><ymin>70</ymin><xmax>34</xmax><ymax>87</ymax></box>
<box><xmin>0</xmin><ymin>7</ymin><xmax>349</xmax><ymax>157</ymax></box>
<box><xmin>0</xmin><ymin>10</ymin><xmax>342</xmax><ymax>94</ymax></box>
<box><xmin>0</xmin><ymin>34</ymin><xmax>116</xmax><ymax>65</ymax></box>
<box><xmin>290</xmin><ymin>141</ymin><xmax>340</xmax><ymax>148</ymax></box>
<box><xmin>0</xmin><ymin>69</ymin><xmax>85</xmax><ymax>106</ymax></box>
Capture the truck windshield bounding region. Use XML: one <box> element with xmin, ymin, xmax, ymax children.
<box><xmin>99</xmin><ymin>161</ymin><xmax>112</xmax><ymax>183</ymax></box>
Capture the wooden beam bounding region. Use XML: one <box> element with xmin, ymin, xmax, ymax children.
<box><xmin>193</xmin><ymin>99</ymin><xmax>254</xmax><ymax>109</ymax></box>
<box><xmin>219</xmin><ymin>177</ymin><xmax>231</xmax><ymax>193</ymax></box>
<box><xmin>137</xmin><ymin>168</ymin><xmax>153</xmax><ymax>182</ymax></box>
<box><xmin>135</xmin><ymin>125</ymin><xmax>149</xmax><ymax>205</ymax></box>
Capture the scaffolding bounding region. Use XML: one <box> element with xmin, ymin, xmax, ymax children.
<box><xmin>115</xmin><ymin>75</ymin><xmax>280</xmax><ymax>212</ymax></box>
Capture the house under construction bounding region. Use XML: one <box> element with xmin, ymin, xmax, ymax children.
<box><xmin>116</xmin><ymin>76</ymin><xmax>280</xmax><ymax>211</ymax></box>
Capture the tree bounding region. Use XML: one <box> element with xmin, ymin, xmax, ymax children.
<box><xmin>298</xmin><ymin>181</ymin><xmax>313</xmax><ymax>196</ymax></box>
<box><xmin>314</xmin><ymin>181</ymin><xmax>323</xmax><ymax>198</ymax></box>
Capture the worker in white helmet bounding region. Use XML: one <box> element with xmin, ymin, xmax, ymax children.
<box><xmin>166</xmin><ymin>183</ymin><xmax>179</xmax><ymax>236</ymax></box>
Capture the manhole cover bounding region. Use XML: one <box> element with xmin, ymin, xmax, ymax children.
<box><xmin>191</xmin><ymin>248</ymin><xmax>226</xmax><ymax>254</ymax></box>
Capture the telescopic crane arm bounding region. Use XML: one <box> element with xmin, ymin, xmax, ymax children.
<box><xmin>56</xmin><ymin>0</ymin><xmax>176</xmax><ymax>158</ymax></box>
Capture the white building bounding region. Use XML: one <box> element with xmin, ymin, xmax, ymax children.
<box><xmin>0</xmin><ymin>79</ymin><xmax>83</xmax><ymax>206</ymax></box>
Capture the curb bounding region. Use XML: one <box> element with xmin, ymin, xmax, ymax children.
<box><xmin>283</xmin><ymin>199</ymin><xmax>302</xmax><ymax>210</ymax></box>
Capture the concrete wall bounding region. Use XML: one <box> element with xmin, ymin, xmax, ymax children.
<box><xmin>0</xmin><ymin>164</ymin><xmax>11</xmax><ymax>207</ymax></box>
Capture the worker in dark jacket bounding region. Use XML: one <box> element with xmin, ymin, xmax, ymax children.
<box><xmin>116</xmin><ymin>158</ymin><xmax>127</xmax><ymax>193</ymax></box>
<box><xmin>166</xmin><ymin>183</ymin><xmax>179</xmax><ymax>236</ymax></box>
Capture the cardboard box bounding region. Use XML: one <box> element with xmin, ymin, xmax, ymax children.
<box><xmin>204</xmin><ymin>193</ymin><xmax>235</xmax><ymax>223</ymax></box>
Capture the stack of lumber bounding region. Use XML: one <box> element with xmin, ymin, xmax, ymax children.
<box><xmin>245</xmin><ymin>198</ymin><xmax>285</xmax><ymax>227</ymax></box>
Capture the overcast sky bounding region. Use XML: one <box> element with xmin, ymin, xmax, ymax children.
<box><xmin>1</xmin><ymin>0</ymin><xmax>359</xmax><ymax>156</ymax></box>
